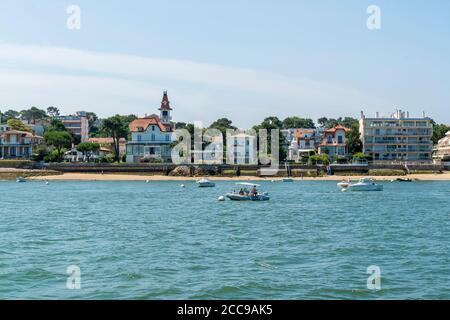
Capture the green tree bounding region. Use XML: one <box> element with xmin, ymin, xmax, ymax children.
<box><xmin>432</xmin><ymin>123</ymin><xmax>450</xmax><ymax>144</ymax></box>
<box><xmin>3</xmin><ymin>110</ymin><xmax>20</xmax><ymax>122</ymax></box>
<box><xmin>20</xmin><ymin>107</ymin><xmax>47</xmax><ymax>124</ymax></box>
<box><xmin>282</xmin><ymin>117</ymin><xmax>315</xmax><ymax>129</ymax></box>
<box><xmin>317</xmin><ymin>117</ymin><xmax>358</xmax><ymax>129</ymax></box>
<box><xmin>209</xmin><ymin>118</ymin><xmax>237</xmax><ymax>132</ymax></box>
<box><xmin>77</xmin><ymin>142</ymin><xmax>100</xmax><ymax>161</ymax></box>
<box><xmin>346</xmin><ymin>123</ymin><xmax>363</xmax><ymax>156</ymax></box>
<box><xmin>46</xmin><ymin>119</ymin><xmax>67</xmax><ymax>132</ymax></box>
<box><xmin>101</xmin><ymin>115</ymin><xmax>129</xmax><ymax>162</ymax></box>
<box><xmin>44</xmin><ymin>131</ymin><xmax>73</xmax><ymax>162</ymax></box>
<box><xmin>308</xmin><ymin>154</ymin><xmax>330</xmax><ymax>165</ymax></box>
<box><xmin>253</xmin><ymin>116</ymin><xmax>287</xmax><ymax>162</ymax></box>
<box><xmin>46</xmin><ymin>106</ymin><xmax>60</xmax><ymax>117</ymax></box>
<box><xmin>86</xmin><ymin>112</ymin><xmax>101</xmax><ymax>137</ymax></box>
<box><xmin>7</xmin><ymin>119</ymin><xmax>32</xmax><ymax>132</ymax></box>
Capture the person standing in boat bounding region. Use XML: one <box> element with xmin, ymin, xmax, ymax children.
<box><xmin>251</xmin><ymin>185</ymin><xmax>258</xmax><ymax>196</ymax></box>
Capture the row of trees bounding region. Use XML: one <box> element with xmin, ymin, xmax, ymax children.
<box><xmin>174</xmin><ymin>116</ymin><xmax>363</xmax><ymax>162</ymax></box>
<box><xmin>3</xmin><ymin>106</ymin><xmax>449</xmax><ymax>163</ymax></box>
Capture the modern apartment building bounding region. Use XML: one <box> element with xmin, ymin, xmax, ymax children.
<box><xmin>56</xmin><ymin>111</ymin><xmax>89</xmax><ymax>142</ymax></box>
<box><xmin>359</xmin><ymin>110</ymin><xmax>433</xmax><ymax>162</ymax></box>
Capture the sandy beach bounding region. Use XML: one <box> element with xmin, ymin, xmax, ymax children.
<box><xmin>28</xmin><ymin>172</ymin><xmax>450</xmax><ymax>181</ymax></box>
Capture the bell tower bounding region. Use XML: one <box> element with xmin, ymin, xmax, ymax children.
<box><xmin>159</xmin><ymin>90</ymin><xmax>173</xmax><ymax>125</ymax></box>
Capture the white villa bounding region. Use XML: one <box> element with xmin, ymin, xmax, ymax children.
<box><xmin>126</xmin><ymin>91</ymin><xmax>174</xmax><ymax>163</ymax></box>
<box><xmin>433</xmin><ymin>131</ymin><xmax>450</xmax><ymax>165</ymax></box>
<box><xmin>227</xmin><ymin>132</ymin><xmax>257</xmax><ymax>165</ymax></box>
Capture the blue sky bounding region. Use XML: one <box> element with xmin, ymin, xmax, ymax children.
<box><xmin>0</xmin><ymin>0</ymin><xmax>449</xmax><ymax>128</ymax></box>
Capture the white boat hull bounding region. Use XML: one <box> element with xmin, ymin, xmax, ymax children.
<box><xmin>347</xmin><ymin>184</ymin><xmax>383</xmax><ymax>191</ymax></box>
<box><xmin>225</xmin><ymin>193</ymin><xmax>270</xmax><ymax>201</ymax></box>
<box><xmin>198</xmin><ymin>182</ymin><xmax>215</xmax><ymax>188</ymax></box>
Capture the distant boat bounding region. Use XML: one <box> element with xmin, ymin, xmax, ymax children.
<box><xmin>282</xmin><ymin>178</ymin><xmax>294</xmax><ymax>182</ymax></box>
<box><xmin>16</xmin><ymin>177</ymin><xmax>27</xmax><ymax>183</ymax></box>
<box><xmin>338</xmin><ymin>177</ymin><xmax>383</xmax><ymax>192</ymax></box>
<box><xmin>396</xmin><ymin>178</ymin><xmax>413</xmax><ymax>182</ymax></box>
<box><xmin>196</xmin><ymin>178</ymin><xmax>215</xmax><ymax>188</ymax></box>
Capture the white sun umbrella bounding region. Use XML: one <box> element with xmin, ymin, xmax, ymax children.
<box><xmin>236</xmin><ymin>182</ymin><xmax>261</xmax><ymax>187</ymax></box>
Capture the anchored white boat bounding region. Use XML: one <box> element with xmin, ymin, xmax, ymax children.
<box><xmin>337</xmin><ymin>180</ymin><xmax>351</xmax><ymax>188</ymax></box>
<box><xmin>16</xmin><ymin>177</ymin><xmax>27</xmax><ymax>183</ymax></box>
<box><xmin>226</xmin><ymin>183</ymin><xmax>270</xmax><ymax>201</ymax></box>
<box><xmin>339</xmin><ymin>177</ymin><xmax>383</xmax><ymax>192</ymax></box>
<box><xmin>282</xmin><ymin>178</ymin><xmax>294</xmax><ymax>182</ymax></box>
<box><xmin>196</xmin><ymin>178</ymin><xmax>215</xmax><ymax>188</ymax></box>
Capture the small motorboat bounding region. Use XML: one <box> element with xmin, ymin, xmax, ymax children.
<box><xmin>282</xmin><ymin>178</ymin><xmax>294</xmax><ymax>182</ymax></box>
<box><xmin>396</xmin><ymin>178</ymin><xmax>412</xmax><ymax>182</ymax></box>
<box><xmin>340</xmin><ymin>177</ymin><xmax>383</xmax><ymax>192</ymax></box>
<box><xmin>16</xmin><ymin>177</ymin><xmax>27</xmax><ymax>183</ymax></box>
<box><xmin>196</xmin><ymin>178</ymin><xmax>215</xmax><ymax>188</ymax></box>
<box><xmin>226</xmin><ymin>183</ymin><xmax>270</xmax><ymax>201</ymax></box>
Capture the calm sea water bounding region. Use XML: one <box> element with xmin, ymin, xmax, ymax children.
<box><xmin>0</xmin><ymin>179</ymin><xmax>448</xmax><ymax>300</ymax></box>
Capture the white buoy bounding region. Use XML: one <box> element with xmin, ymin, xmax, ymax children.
<box><xmin>271</xmin><ymin>179</ymin><xmax>275</xmax><ymax>183</ymax></box>
<box><xmin>218</xmin><ymin>196</ymin><xmax>225</xmax><ymax>201</ymax></box>
<box><xmin>146</xmin><ymin>180</ymin><xmax>150</xmax><ymax>183</ymax></box>
<box><xmin>45</xmin><ymin>181</ymin><xmax>49</xmax><ymax>185</ymax></box>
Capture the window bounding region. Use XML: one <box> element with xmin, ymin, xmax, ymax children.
<box><xmin>137</xmin><ymin>135</ymin><xmax>142</xmax><ymax>142</ymax></box>
<box><xmin>152</xmin><ymin>126</ymin><xmax>155</xmax><ymax>131</ymax></box>
<box><xmin>151</xmin><ymin>133</ymin><xmax>155</xmax><ymax>141</ymax></box>
<box><xmin>338</xmin><ymin>136</ymin><xmax>343</xmax><ymax>144</ymax></box>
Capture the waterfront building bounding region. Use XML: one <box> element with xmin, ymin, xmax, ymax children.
<box><xmin>126</xmin><ymin>91</ymin><xmax>174</xmax><ymax>163</ymax></box>
<box><xmin>0</xmin><ymin>124</ymin><xmax>11</xmax><ymax>133</ymax></box>
<box><xmin>56</xmin><ymin>111</ymin><xmax>89</xmax><ymax>142</ymax></box>
<box><xmin>318</xmin><ymin>125</ymin><xmax>350</xmax><ymax>158</ymax></box>
<box><xmin>88</xmin><ymin>137</ymin><xmax>127</xmax><ymax>156</ymax></box>
<box><xmin>0</xmin><ymin>130</ymin><xmax>44</xmax><ymax>159</ymax></box>
<box><xmin>21</xmin><ymin>118</ymin><xmax>49</xmax><ymax>137</ymax></box>
<box><xmin>285</xmin><ymin>128</ymin><xmax>323</xmax><ymax>162</ymax></box>
<box><xmin>227</xmin><ymin>132</ymin><xmax>257</xmax><ymax>165</ymax></box>
<box><xmin>433</xmin><ymin>130</ymin><xmax>450</xmax><ymax>164</ymax></box>
<box><xmin>359</xmin><ymin>110</ymin><xmax>433</xmax><ymax>162</ymax></box>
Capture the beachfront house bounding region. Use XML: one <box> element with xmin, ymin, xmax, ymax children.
<box><xmin>126</xmin><ymin>91</ymin><xmax>174</xmax><ymax>163</ymax></box>
<box><xmin>0</xmin><ymin>130</ymin><xmax>44</xmax><ymax>159</ymax></box>
<box><xmin>88</xmin><ymin>137</ymin><xmax>127</xmax><ymax>157</ymax></box>
<box><xmin>227</xmin><ymin>132</ymin><xmax>257</xmax><ymax>165</ymax></box>
<box><xmin>433</xmin><ymin>130</ymin><xmax>450</xmax><ymax>165</ymax></box>
<box><xmin>359</xmin><ymin>110</ymin><xmax>433</xmax><ymax>163</ymax></box>
<box><xmin>318</xmin><ymin>125</ymin><xmax>350</xmax><ymax>158</ymax></box>
<box><xmin>286</xmin><ymin>128</ymin><xmax>323</xmax><ymax>162</ymax></box>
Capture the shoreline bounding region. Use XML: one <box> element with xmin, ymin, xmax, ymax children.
<box><xmin>27</xmin><ymin>172</ymin><xmax>450</xmax><ymax>181</ymax></box>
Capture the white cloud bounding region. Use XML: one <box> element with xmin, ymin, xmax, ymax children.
<box><xmin>0</xmin><ymin>43</ymin><xmax>384</xmax><ymax>127</ymax></box>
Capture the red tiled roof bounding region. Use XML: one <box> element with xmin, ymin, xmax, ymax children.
<box><xmin>88</xmin><ymin>137</ymin><xmax>126</xmax><ymax>144</ymax></box>
<box><xmin>324</xmin><ymin>125</ymin><xmax>351</xmax><ymax>134</ymax></box>
<box><xmin>294</xmin><ymin>129</ymin><xmax>315</xmax><ymax>139</ymax></box>
<box><xmin>0</xmin><ymin>130</ymin><xmax>39</xmax><ymax>138</ymax></box>
<box><xmin>129</xmin><ymin>115</ymin><xmax>169</xmax><ymax>133</ymax></box>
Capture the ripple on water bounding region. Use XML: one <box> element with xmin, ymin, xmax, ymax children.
<box><xmin>0</xmin><ymin>180</ymin><xmax>449</xmax><ymax>299</ymax></box>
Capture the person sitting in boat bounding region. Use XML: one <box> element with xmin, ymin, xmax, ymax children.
<box><xmin>239</xmin><ymin>188</ymin><xmax>245</xmax><ymax>195</ymax></box>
